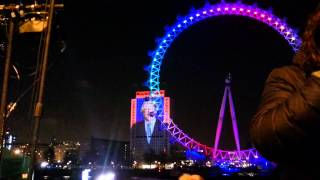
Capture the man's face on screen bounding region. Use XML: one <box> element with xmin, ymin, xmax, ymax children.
<box><xmin>142</xmin><ymin>101</ymin><xmax>156</xmax><ymax>122</ymax></box>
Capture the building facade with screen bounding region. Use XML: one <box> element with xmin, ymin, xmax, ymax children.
<box><xmin>130</xmin><ymin>90</ymin><xmax>171</xmax><ymax>162</ymax></box>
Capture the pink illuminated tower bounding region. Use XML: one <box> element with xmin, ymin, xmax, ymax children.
<box><xmin>213</xmin><ymin>73</ymin><xmax>241</xmax><ymax>158</ymax></box>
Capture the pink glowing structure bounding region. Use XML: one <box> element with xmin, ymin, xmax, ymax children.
<box><xmin>146</xmin><ymin>2</ymin><xmax>299</xmax><ymax>161</ymax></box>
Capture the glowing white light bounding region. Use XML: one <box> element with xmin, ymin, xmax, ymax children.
<box><xmin>280</xmin><ymin>26</ymin><xmax>285</xmax><ymax>30</ymax></box>
<box><xmin>183</xmin><ymin>20</ymin><xmax>187</xmax><ymax>23</ymax></box>
<box><xmin>261</xmin><ymin>14</ymin><xmax>265</xmax><ymax>18</ymax></box>
<box><xmin>286</xmin><ymin>31</ymin><xmax>291</xmax><ymax>35</ymax></box>
<box><xmin>224</xmin><ymin>7</ymin><xmax>229</xmax><ymax>11</ymax></box>
<box><xmin>96</xmin><ymin>172</ymin><xmax>115</xmax><ymax>180</ymax></box>
<box><xmin>275</xmin><ymin>22</ymin><xmax>279</xmax><ymax>25</ymax></box>
<box><xmin>232</xmin><ymin>8</ymin><xmax>236</xmax><ymax>11</ymax></box>
<box><xmin>268</xmin><ymin>17</ymin><xmax>272</xmax><ymax>21</ymax></box>
<box><xmin>177</xmin><ymin>24</ymin><xmax>181</xmax><ymax>28</ymax></box>
<box><xmin>7</xmin><ymin>135</ymin><xmax>13</xmax><ymax>150</ymax></box>
<box><xmin>217</xmin><ymin>8</ymin><xmax>221</xmax><ymax>11</ymax></box>
<box><xmin>240</xmin><ymin>8</ymin><xmax>244</xmax><ymax>12</ymax></box>
<box><xmin>81</xmin><ymin>169</ymin><xmax>91</xmax><ymax>180</ymax></box>
<box><xmin>189</xmin><ymin>16</ymin><xmax>194</xmax><ymax>20</ymax></box>
<box><xmin>167</xmin><ymin>34</ymin><xmax>171</xmax><ymax>37</ymax></box>
<box><xmin>209</xmin><ymin>9</ymin><xmax>213</xmax><ymax>12</ymax></box>
<box><xmin>21</xmin><ymin>173</ymin><xmax>28</xmax><ymax>179</ymax></box>
<box><xmin>14</xmin><ymin>149</ymin><xmax>21</xmax><ymax>155</ymax></box>
<box><xmin>40</xmin><ymin>162</ymin><xmax>49</xmax><ymax>168</ymax></box>
<box><xmin>202</xmin><ymin>11</ymin><xmax>207</xmax><ymax>14</ymax></box>
<box><xmin>247</xmin><ymin>10</ymin><xmax>251</xmax><ymax>13</ymax></box>
<box><xmin>196</xmin><ymin>13</ymin><xmax>200</xmax><ymax>17</ymax></box>
<box><xmin>164</xmin><ymin>163</ymin><xmax>175</xmax><ymax>169</ymax></box>
<box><xmin>254</xmin><ymin>11</ymin><xmax>258</xmax><ymax>15</ymax></box>
<box><xmin>141</xmin><ymin>164</ymin><xmax>157</xmax><ymax>169</ymax></box>
<box><xmin>163</xmin><ymin>40</ymin><xmax>166</xmax><ymax>43</ymax></box>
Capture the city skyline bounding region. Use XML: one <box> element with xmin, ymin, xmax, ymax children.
<box><xmin>2</xmin><ymin>0</ymin><xmax>319</xmax><ymax>150</ymax></box>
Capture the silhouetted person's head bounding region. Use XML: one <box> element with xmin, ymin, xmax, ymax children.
<box><xmin>294</xmin><ymin>6</ymin><xmax>320</xmax><ymax>73</ymax></box>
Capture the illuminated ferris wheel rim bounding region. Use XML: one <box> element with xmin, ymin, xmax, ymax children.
<box><xmin>147</xmin><ymin>2</ymin><xmax>301</xmax><ymax>160</ymax></box>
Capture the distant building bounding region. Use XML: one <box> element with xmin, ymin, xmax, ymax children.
<box><xmin>85</xmin><ymin>137</ymin><xmax>129</xmax><ymax>166</ymax></box>
<box><xmin>130</xmin><ymin>90</ymin><xmax>171</xmax><ymax>162</ymax></box>
<box><xmin>54</xmin><ymin>141</ymin><xmax>81</xmax><ymax>163</ymax></box>
<box><xmin>3</xmin><ymin>129</ymin><xmax>16</xmax><ymax>150</ymax></box>
<box><xmin>40</xmin><ymin>138</ymin><xmax>81</xmax><ymax>166</ymax></box>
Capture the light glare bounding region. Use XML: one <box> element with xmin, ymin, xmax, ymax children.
<box><xmin>96</xmin><ymin>172</ymin><xmax>115</xmax><ymax>180</ymax></box>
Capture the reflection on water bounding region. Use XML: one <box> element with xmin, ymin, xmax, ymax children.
<box><xmin>36</xmin><ymin>167</ymin><xmax>275</xmax><ymax>180</ymax></box>
<box><xmin>130</xmin><ymin>177</ymin><xmax>173</xmax><ymax>180</ymax></box>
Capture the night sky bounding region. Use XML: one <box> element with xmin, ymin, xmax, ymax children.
<box><xmin>2</xmin><ymin>0</ymin><xmax>319</xmax><ymax>150</ymax></box>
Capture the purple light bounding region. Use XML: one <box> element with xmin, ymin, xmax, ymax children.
<box><xmin>228</xmin><ymin>88</ymin><xmax>241</xmax><ymax>152</ymax></box>
<box><xmin>149</xmin><ymin>1</ymin><xmax>301</xmax><ymax>162</ymax></box>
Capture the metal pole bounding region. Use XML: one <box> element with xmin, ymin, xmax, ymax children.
<box><xmin>0</xmin><ymin>20</ymin><xmax>14</xmax><ymax>159</ymax></box>
<box><xmin>28</xmin><ymin>0</ymin><xmax>55</xmax><ymax>179</ymax></box>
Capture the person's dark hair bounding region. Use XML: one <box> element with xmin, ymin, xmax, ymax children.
<box><xmin>293</xmin><ymin>7</ymin><xmax>320</xmax><ymax>73</ymax></box>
